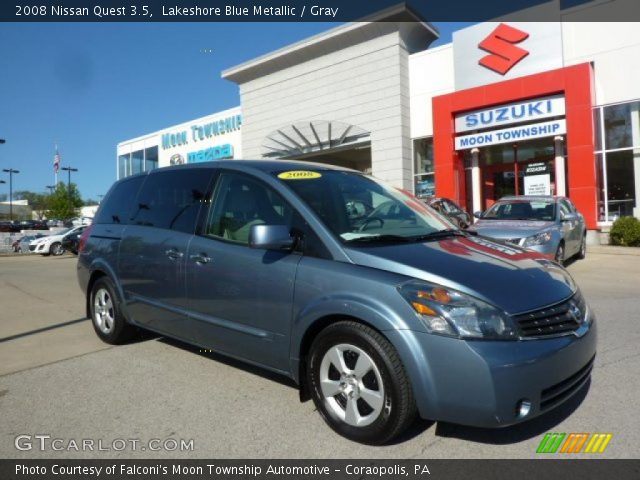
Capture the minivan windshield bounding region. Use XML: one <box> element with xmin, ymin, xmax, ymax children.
<box><xmin>483</xmin><ymin>199</ymin><xmax>556</xmax><ymax>222</ymax></box>
<box><xmin>276</xmin><ymin>170</ymin><xmax>453</xmax><ymax>244</ymax></box>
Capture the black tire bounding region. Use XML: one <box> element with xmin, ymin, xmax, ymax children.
<box><xmin>555</xmin><ymin>242</ymin><xmax>565</xmax><ymax>265</ymax></box>
<box><xmin>307</xmin><ymin>321</ymin><xmax>416</xmax><ymax>445</ymax></box>
<box><xmin>577</xmin><ymin>233</ymin><xmax>586</xmax><ymax>260</ymax></box>
<box><xmin>89</xmin><ymin>276</ymin><xmax>136</xmax><ymax>344</ymax></box>
<box><xmin>50</xmin><ymin>242</ymin><xmax>64</xmax><ymax>256</ymax></box>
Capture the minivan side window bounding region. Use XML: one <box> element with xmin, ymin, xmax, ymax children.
<box><xmin>205</xmin><ymin>172</ymin><xmax>293</xmax><ymax>245</ymax></box>
<box><xmin>95</xmin><ymin>175</ymin><xmax>145</xmax><ymax>225</ymax></box>
<box><xmin>129</xmin><ymin>169</ymin><xmax>213</xmax><ymax>234</ymax></box>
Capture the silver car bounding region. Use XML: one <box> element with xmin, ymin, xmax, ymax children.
<box><xmin>469</xmin><ymin>196</ymin><xmax>587</xmax><ymax>264</ymax></box>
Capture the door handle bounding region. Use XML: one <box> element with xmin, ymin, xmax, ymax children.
<box><xmin>190</xmin><ymin>253</ymin><xmax>211</xmax><ymax>264</ymax></box>
<box><xmin>165</xmin><ymin>248</ymin><xmax>184</xmax><ymax>260</ymax></box>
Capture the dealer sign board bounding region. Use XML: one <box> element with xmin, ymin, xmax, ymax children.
<box><xmin>453</xmin><ymin>22</ymin><xmax>563</xmax><ymax>90</ymax></box>
<box><xmin>455</xmin><ymin>95</ymin><xmax>565</xmax><ymax>133</ymax></box>
<box><xmin>455</xmin><ymin>119</ymin><xmax>566</xmax><ymax>150</ymax></box>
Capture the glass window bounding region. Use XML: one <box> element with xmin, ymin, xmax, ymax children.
<box><xmin>278</xmin><ymin>169</ymin><xmax>450</xmax><ymax>245</ymax></box>
<box><xmin>604</xmin><ymin>101</ymin><xmax>640</xmax><ymax>150</ymax></box>
<box><xmin>95</xmin><ymin>175</ymin><xmax>145</xmax><ymax>224</ymax></box>
<box><xmin>118</xmin><ymin>153</ymin><xmax>129</xmax><ymax>179</ymax></box>
<box><xmin>130</xmin><ymin>169</ymin><xmax>213</xmax><ymax>233</ymax></box>
<box><xmin>131</xmin><ymin>150</ymin><xmax>144</xmax><ymax>175</ymax></box>
<box><xmin>206</xmin><ymin>172</ymin><xmax>294</xmax><ymax>245</ymax></box>
<box><xmin>593</xmin><ymin>107</ymin><xmax>603</xmax><ymax>151</ymax></box>
<box><xmin>144</xmin><ymin>146</ymin><xmax>158</xmax><ymax>172</ymax></box>
<box><xmin>414</xmin><ymin>138</ymin><xmax>434</xmax><ymax>174</ymax></box>
<box><xmin>606</xmin><ymin>150</ymin><xmax>636</xmax><ymax>219</ymax></box>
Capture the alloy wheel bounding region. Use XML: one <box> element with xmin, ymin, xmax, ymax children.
<box><xmin>319</xmin><ymin>343</ymin><xmax>386</xmax><ymax>427</ymax></box>
<box><xmin>93</xmin><ymin>288</ymin><xmax>115</xmax><ymax>334</ymax></box>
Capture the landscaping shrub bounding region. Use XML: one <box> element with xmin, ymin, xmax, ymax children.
<box><xmin>610</xmin><ymin>216</ymin><xmax>640</xmax><ymax>247</ymax></box>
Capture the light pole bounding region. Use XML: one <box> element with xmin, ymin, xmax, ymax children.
<box><xmin>2</xmin><ymin>168</ymin><xmax>20</xmax><ymax>221</ymax></box>
<box><xmin>60</xmin><ymin>166</ymin><xmax>78</xmax><ymax>192</ymax></box>
<box><xmin>46</xmin><ymin>185</ymin><xmax>56</xmax><ymax>194</ymax></box>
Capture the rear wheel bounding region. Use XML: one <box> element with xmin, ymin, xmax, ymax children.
<box><xmin>90</xmin><ymin>277</ymin><xmax>136</xmax><ymax>344</ymax></box>
<box><xmin>307</xmin><ymin>321</ymin><xmax>416</xmax><ymax>445</ymax></box>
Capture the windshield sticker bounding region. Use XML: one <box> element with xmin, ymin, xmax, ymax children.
<box><xmin>278</xmin><ymin>171</ymin><xmax>322</xmax><ymax>180</ymax></box>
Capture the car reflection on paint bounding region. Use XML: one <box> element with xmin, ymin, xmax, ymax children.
<box><xmin>468</xmin><ymin>196</ymin><xmax>587</xmax><ymax>264</ymax></box>
<box><xmin>424</xmin><ymin>197</ymin><xmax>472</xmax><ymax>229</ymax></box>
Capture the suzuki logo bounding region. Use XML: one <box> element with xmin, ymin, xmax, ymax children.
<box><xmin>478</xmin><ymin>23</ymin><xmax>529</xmax><ymax>75</ymax></box>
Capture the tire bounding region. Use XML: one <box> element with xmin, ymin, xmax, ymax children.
<box><xmin>50</xmin><ymin>242</ymin><xmax>64</xmax><ymax>256</ymax></box>
<box><xmin>89</xmin><ymin>277</ymin><xmax>136</xmax><ymax>344</ymax></box>
<box><xmin>555</xmin><ymin>242</ymin><xmax>565</xmax><ymax>265</ymax></box>
<box><xmin>577</xmin><ymin>233</ymin><xmax>586</xmax><ymax>260</ymax></box>
<box><xmin>307</xmin><ymin>321</ymin><xmax>416</xmax><ymax>445</ymax></box>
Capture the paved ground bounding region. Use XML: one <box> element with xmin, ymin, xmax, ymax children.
<box><xmin>1</xmin><ymin>250</ymin><xmax>639</xmax><ymax>458</ymax></box>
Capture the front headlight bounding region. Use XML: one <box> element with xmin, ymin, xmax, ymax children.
<box><xmin>398</xmin><ymin>281</ymin><xmax>517</xmax><ymax>340</ymax></box>
<box><xmin>523</xmin><ymin>230</ymin><xmax>553</xmax><ymax>247</ymax></box>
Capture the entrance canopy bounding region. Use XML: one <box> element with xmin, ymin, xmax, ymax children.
<box><xmin>261</xmin><ymin>120</ymin><xmax>370</xmax><ymax>159</ymax></box>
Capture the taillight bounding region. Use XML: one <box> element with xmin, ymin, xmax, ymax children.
<box><xmin>78</xmin><ymin>224</ymin><xmax>94</xmax><ymax>253</ymax></box>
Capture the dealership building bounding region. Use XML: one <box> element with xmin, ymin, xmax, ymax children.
<box><xmin>117</xmin><ymin>5</ymin><xmax>640</xmax><ymax>241</ymax></box>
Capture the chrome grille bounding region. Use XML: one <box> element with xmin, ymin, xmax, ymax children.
<box><xmin>513</xmin><ymin>292</ymin><xmax>587</xmax><ymax>338</ymax></box>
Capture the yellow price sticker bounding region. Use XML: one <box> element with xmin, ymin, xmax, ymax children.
<box><xmin>277</xmin><ymin>170</ymin><xmax>322</xmax><ymax>180</ymax></box>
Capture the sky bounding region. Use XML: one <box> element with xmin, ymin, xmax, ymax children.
<box><xmin>0</xmin><ymin>21</ymin><xmax>470</xmax><ymax>201</ymax></box>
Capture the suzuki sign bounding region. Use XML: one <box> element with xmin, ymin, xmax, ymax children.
<box><xmin>453</xmin><ymin>22</ymin><xmax>563</xmax><ymax>90</ymax></box>
<box><xmin>455</xmin><ymin>95</ymin><xmax>565</xmax><ymax>133</ymax></box>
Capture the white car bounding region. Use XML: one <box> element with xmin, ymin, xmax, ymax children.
<box><xmin>29</xmin><ymin>226</ymin><xmax>85</xmax><ymax>256</ymax></box>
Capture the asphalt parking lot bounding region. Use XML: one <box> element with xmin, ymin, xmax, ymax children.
<box><xmin>1</xmin><ymin>251</ymin><xmax>639</xmax><ymax>458</ymax></box>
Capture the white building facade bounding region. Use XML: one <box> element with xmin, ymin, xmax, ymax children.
<box><xmin>117</xmin><ymin>6</ymin><xmax>640</xmax><ymax>236</ymax></box>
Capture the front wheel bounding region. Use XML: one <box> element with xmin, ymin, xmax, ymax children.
<box><xmin>307</xmin><ymin>321</ymin><xmax>416</xmax><ymax>445</ymax></box>
<box><xmin>577</xmin><ymin>234</ymin><xmax>586</xmax><ymax>260</ymax></box>
<box><xmin>50</xmin><ymin>242</ymin><xmax>64</xmax><ymax>256</ymax></box>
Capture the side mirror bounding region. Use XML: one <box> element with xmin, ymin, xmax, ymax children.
<box><xmin>561</xmin><ymin>212</ymin><xmax>577</xmax><ymax>222</ymax></box>
<box><xmin>473</xmin><ymin>211</ymin><xmax>483</xmax><ymax>219</ymax></box>
<box><xmin>249</xmin><ymin>224</ymin><xmax>295</xmax><ymax>251</ymax></box>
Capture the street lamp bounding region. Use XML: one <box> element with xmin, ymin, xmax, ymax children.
<box><xmin>46</xmin><ymin>185</ymin><xmax>56</xmax><ymax>194</ymax></box>
<box><xmin>0</xmin><ymin>139</ymin><xmax>5</xmax><ymax>144</ymax></box>
<box><xmin>60</xmin><ymin>166</ymin><xmax>78</xmax><ymax>191</ymax></box>
<box><xmin>2</xmin><ymin>168</ymin><xmax>20</xmax><ymax>221</ymax></box>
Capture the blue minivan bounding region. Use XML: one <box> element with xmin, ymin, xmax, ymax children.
<box><xmin>78</xmin><ymin>161</ymin><xmax>596</xmax><ymax>444</ymax></box>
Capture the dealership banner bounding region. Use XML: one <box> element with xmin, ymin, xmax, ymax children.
<box><xmin>454</xmin><ymin>119</ymin><xmax>566</xmax><ymax>150</ymax></box>
<box><xmin>2</xmin><ymin>459</ymin><xmax>640</xmax><ymax>480</ymax></box>
<box><xmin>2</xmin><ymin>0</ymin><xmax>640</xmax><ymax>22</ymax></box>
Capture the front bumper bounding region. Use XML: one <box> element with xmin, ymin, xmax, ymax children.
<box><xmin>524</xmin><ymin>242</ymin><xmax>558</xmax><ymax>259</ymax></box>
<box><xmin>32</xmin><ymin>243</ymin><xmax>49</xmax><ymax>253</ymax></box>
<box><xmin>388</xmin><ymin>315</ymin><xmax>596</xmax><ymax>428</ymax></box>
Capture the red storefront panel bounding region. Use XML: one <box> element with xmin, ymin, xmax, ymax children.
<box><xmin>433</xmin><ymin>63</ymin><xmax>598</xmax><ymax>229</ymax></box>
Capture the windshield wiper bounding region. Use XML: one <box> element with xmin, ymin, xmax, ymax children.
<box><xmin>345</xmin><ymin>234</ymin><xmax>412</xmax><ymax>244</ymax></box>
<box><xmin>408</xmin><ymin>229</ymin><xmax>470</xmax><ymax>242</ymax></box>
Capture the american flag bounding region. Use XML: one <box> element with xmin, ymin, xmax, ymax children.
<box><xmin>53</xmin><ymin>147</ymin><xmax>60</xmax><ymax>173</ymax></box>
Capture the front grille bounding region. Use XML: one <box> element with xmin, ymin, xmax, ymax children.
<box><xmin>513</xmin><ymin>292</ymin><xmax>587</xmax><ymax>338</ymax></box>
<box><xmin>29</xmin><ymin>245</ymin><xmax>36</xmax><ymax>251</ymax></box>
<box><xmin>540</xmin><ymin>355</ymin><xmax>595</xmax><ymax>411</ymax></box>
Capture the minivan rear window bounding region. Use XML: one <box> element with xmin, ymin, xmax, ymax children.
<box><xmin>129</xmin><ymin>169</ymin><xmax>213</xmax><ymax>233</ymax></box>
<box><xmin>95</xmin><ymin>175</ymin><xmax>146</xmax><ymax>225</ymax></box>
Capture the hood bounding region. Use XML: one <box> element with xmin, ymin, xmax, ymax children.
<box><xmin>468</xmin><ymin>220</ymin><xmax>555</xmax><ymax>240</ymax></box>
<box><xmin>344</xmin><ymin>235</ymin><xmax>574</xmax><ymax>314</ymax></box>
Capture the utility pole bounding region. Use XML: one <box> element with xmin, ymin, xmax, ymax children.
<box><xmin>60</xmin><ymin>166</ymin><xmax>78</xmax><ymax>218</ymax></box>
<box><xmin>2</xmin><ymin>168</ymin><xmax>20</xmax><ymax>221</ymax></box>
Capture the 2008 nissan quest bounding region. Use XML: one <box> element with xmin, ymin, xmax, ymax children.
<box><xmin>78</xmin><ymin>161</ymin><xmax>596</xmax><ymax>444</ymax></box>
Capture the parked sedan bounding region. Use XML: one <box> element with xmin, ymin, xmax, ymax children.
<box><xmin>424</xmin><ymin>197</ymin><xmax>472</xmax><ymax>228</ymax></box>
<box><xmin>12</xmin><ymin>234</ymin><xmax>46</xmax><ymax>253</ymax></box>
<box><xmin>29</xmin><ymin>225</ymin><xmax>85</xmax><ymax>256</ymax></box>
<box><xmin>469</xmin><ymin>196</ymin><xmax>586</xmax><ymax>264</ymax></box>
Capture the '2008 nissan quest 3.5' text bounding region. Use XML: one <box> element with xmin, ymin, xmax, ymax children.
<box><xmin>77</xmin><ymin>160</ymin><xmax>596</xmax><ymax>444</ymax></box>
